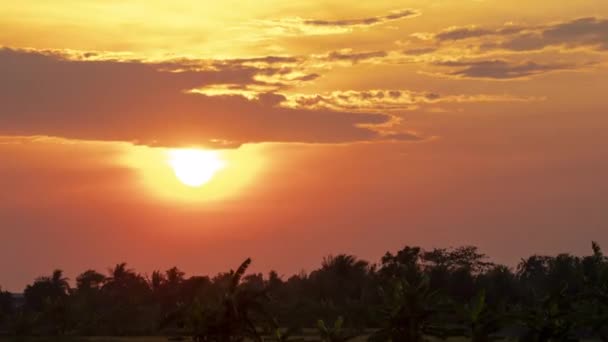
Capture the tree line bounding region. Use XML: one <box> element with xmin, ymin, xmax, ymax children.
<box><xmin>0</xmin><ymin>243</ymin><xmax>607</xmax><ymax>342</ymax></box>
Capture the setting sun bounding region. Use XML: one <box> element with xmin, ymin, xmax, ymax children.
<box><xmin>167</xmin><ymin>149</ymin><xmax>225</xmax><ymax>187</ymax></box>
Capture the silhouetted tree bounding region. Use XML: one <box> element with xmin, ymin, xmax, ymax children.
<box><xmin>2</xmin><ymin>242</ymin><xmax>607</xmax><ymax>339</ymax></box>
<box><xmin>71</xmin><ymin>269</ymin><xmax>106</xmax><ymax>334</ymax></box>
<box><xmin>101</xmin><ymin>263</ymin><xmax>154</xmax><ymax>335</ymax></box>
<box><xmin>379</xmin><ymin>246</ymin><xmax>423</xmax><ymax>284</ymax></box>
<box><xmin>575</xmin><ymin>242</ymin><xmax>608</xmax><ymax>341</ymax></box>
<box><xmin>0</xmin><ymin>286</ymin><xmax>13</xmax><ymax>326</ymax></box>
<box><xmin>187</xmin><ymin>258</ymin><xmax>270</xmax><ymax>342</ymax></box>
<box><xmin>310</xmin><ymin>254</ymin><xmax>374</xmax><ymax>327</ymax></box>
<box><xmin>22</xmin><ymin>269</ymin><xmax>70</xmax><ymax>334</ymax></box>
<box><xmin>516</xmin><ymin>287</ymin><xmax>577</xmax><ymax>342</ymax></box>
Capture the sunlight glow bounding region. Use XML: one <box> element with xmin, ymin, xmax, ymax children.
<box><xmin>168</xmin><ymin>149</ymin><xmax>225</xmax><ymax>187</ymax></box>
<box><xmin>119</xmin><ymin>144</ymin><xmax>266</xmax><ymax>204</ymax></box>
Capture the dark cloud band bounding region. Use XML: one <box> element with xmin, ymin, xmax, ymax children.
<box><xmin>0</xmin><ymin>48</ymin><xmax>418</xmax><ymax>147</ymax></box>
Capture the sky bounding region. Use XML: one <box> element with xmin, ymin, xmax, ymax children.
<box><xmin>1</xmin><ymin>0</ymin><xmax>608</xmax><ymax>291</ymax></box>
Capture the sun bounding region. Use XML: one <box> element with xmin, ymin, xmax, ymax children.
<box><xmin>167</xmin><ymin>149</ymin><xmax>225</xmax><ymax>187</ymax></box>
<box><xmin>121</xmin><ymin>144</ymin><xmax>265</xmax><ymax>202</ymax></box>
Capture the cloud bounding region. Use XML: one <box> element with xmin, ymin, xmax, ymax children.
<box><xmin>434</xmin><ymin>25</ymin><xmax>526</xmax><ymax>41</ymax></box>
<box><xmin>434</xmin><ymin>59</ymin><xmax>578</xmax><ymax>79</ymax></box>
<box><xmin>216</xmin><ymin>55</ymin><xmax>301</xmax><ymax>66</ymax></box>
<box><xmin>302</xmin><ymin>8</ymin><xmax>420</xmax><ymax>27</ymax></box>
<box><xmin>0</xmin><ymin>48</ymin><xmax>417</xmax><ymax>147</ymax></box>
<box><xmin>401</xmin><ymin>47</ymin><xmax>439</xmax><ymax>56</ymax></box>
<box><xmin>498</xmin><ymin>17</ymin><xmax>608</xmax><ymax>51</ymax></box>
<box><xmin>256</xmin><ymin>8</ymin><xmax>420</xmax><ymax>36</ymax></box>
<box><xmin>324</xmin><ymin>50</ymin><xmax>388</xmax><ymax>63</ymax></box>
<box><xmin>284</xmin><ymin>89</ymin><xmax>540</xmax><ymax>112</ymax></box>
<box><xmin>431</xmin><ymin>17</ymin><xmax>608</xmax><ymax>52</ymax></box>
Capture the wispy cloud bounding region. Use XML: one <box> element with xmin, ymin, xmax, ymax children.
<box><xmin>434</xmin><ymin>59</ymin><xmax>582</xmax><ymax>80</ymax></box>
<box><xmin>284</xmin><ymin>89</ymin><xmax>541</xmax><ymax>112</ymax></box>
<box><xmin>428</xmin><ymin>17</ymin><xmax>608</xmax><ymax>52</ymax></box>
<box><xmin>254</xmin><ymin>8</ymin><xmax>420</xmax><ymax>36</ymax></box>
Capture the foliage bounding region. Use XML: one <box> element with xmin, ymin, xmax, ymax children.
<box><xmin>181</xmin><ymin>258</ymin><xmax>270</xmax><ymax>342</ymax></box>
<box><xmin>0</xmin><ymin>243</ymin><xmax>607</xmax><ymax>341</ymax></box>
<box><xmin>516</xmin><ymin>286</ymin><xmax>577</xmax><ymax>342</ymax></box>
<box><xmin>369</xmin><ymin>276</ymin><xmax>448</xmax><ymax>342</ymax></box>
<box><xmin>456</xmin><ymin>290</ymin><xmax>505</xmax><ymax>342</ymax></box>
<box><xmin>317</xmin><ymin>316</ymin><xmax>358</xmax><ymax>342</ymax></box>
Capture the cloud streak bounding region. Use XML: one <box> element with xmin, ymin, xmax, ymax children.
<box><xmin>324</xmin><ymin>50</ymin><xmax>388</xmax><ymax>63</ymax></box>
<box><xmin>434</xmin><ymin>59</ymin><xmax>580</xmax><ymax>79</ymax></box>
<box><xmin>302</xmin><ymin>9</ymin><xmax>420</xmax><ymax>27</ymax></box>
<box><xmin>256</xmin><ymin>8</ymin><xmax>420</xmax><ymax>36</ymax></box>
<box><xmin>431</xmin><ymin>17</ymin><xmax>608</xmax><ymax>52</ymax></box>
<box><xmin>434</xmin><ymin>25</ymin><xmax>527</xmax><ymax>41</ymax></box>
<box><xmin>285</xmin><ymin>89</ymin><xmax>541</xmax><ymax>112</ymax></box>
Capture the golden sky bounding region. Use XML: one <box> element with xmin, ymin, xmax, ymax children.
<box><xmin>1</xmin><ymin>0</ymin><xmax>608</xmax><ymax>290</ymax></box>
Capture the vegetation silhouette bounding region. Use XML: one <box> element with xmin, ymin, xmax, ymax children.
<box><xmin>0</xmin><ymin>242</ymin><xmax>607</xmax><ymax>342</ymax></box>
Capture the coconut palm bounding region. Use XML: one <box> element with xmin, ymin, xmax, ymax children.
<box><xmin>76</xmin><ymin>270</ymin><xmax>106</xmax><ymax>291</ymax></box>
<box><xmin>24</xmin><ymin>269</ymin><xmax>70</xmax><ymax>310</ymax></box>
<box><xmin>71</xmin><ymin>270</ymin><xmax>106</xmax><ymax>334</ymax></box>
<box><xmin>21</xmin><ymin>269</ymin><xmax>70</xmax><ymax>334</ymax></box>
<box><xmin>101</xmin><ymin>263</ymin><xmax>153</xmax><ymax>335</ymax></box>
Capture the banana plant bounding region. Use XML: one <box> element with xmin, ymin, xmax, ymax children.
<box><xmin>317</xmin><ymin>316</ymin><xmax>359</xmax><ymax>342</ymax></box>
<box><xmin>457</xmin><ymin>290</ymin><xmax>504</xmax><ymax>342</ymax></box>
<box><xmin>516</xmin><ymin>286</ymin><xmax>577</xmax><ymax>342</ymax></box>
<box><xmin>264</xmin><ymin>318</ymin><xmax>304</xmax><ymax>342</ymax></box>
<box><xmin>369</xmin><ymin>276</ymin><xmax>448</xmax><ymax>342</ymax></box>
<box><xmin>189</xmin><ymin>258</ymin><xmax>271</xmax><ymax>342</ymax></box>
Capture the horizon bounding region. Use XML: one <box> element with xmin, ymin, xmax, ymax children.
<box><xmin>2</xmin><ymin>241</ymin><xmax>603</xmax><ymax>293</ymax></box>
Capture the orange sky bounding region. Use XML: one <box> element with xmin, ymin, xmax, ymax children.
<box><xmin>1</xmin><ymin>0</ymin><xmax>608</xmax><ymax>291</ymax></box>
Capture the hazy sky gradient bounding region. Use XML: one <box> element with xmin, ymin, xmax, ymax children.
<box><xmin>1</xmin><ymin>0</ymin><xmax>607</xmax><ymax>291</ymax></box>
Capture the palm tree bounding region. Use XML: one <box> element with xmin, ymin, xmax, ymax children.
<box><xmin>21</xmin><ymin>269</ymin><xmax>70</xmax><ymax>334</ymax></box>
<box><xmin>45</xmin><ymin>270</ymin><xmax>70</xmax><ymax>335</ymax></box>
<box><xmin>76</xmin><ymin>270</ymin><xmax>106</xmax><ymax>291</ymax></box>
<box><xmin>72</xmin><ymin>270</ymin><xmax>106</xmax><ymax>334</ymax></box>
<box><xmin>101</xmin><ymin>263</ymin><xmax>152</xmax><ymax>335</ymax></box>
<box><xmin>106</xmin><ymin>263</ymin><xmax>133</xmax><ymax>285</ymax></box>
<box><xmin>313</xmin><ymin>254</ymin><xmax>373</xmax><ymax>327</ymax></box>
